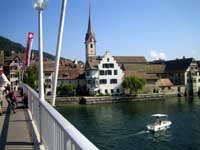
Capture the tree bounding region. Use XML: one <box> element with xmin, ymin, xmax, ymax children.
<box><xmin>122</xmin><ymin>75</ymin><xmax>146</xmax><ymax>95</ymax></box>
<box><xmin>23</xmin><ymin>64</ymin><xmax>38</xmax><ymax>90</ymax></box>
<box><xmin>57</xmin><ymin>83</ymin><xmax>76</xmax><ymax>96</ymax></box>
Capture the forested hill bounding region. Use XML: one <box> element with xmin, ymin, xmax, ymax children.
<box><xmin>0</xmin><ymin>36</ymin><xmax>61</xmax><ymax>60</ymax></box>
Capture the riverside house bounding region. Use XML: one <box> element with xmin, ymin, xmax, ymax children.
<box><xmin>163</xmin><ymin>57</ymin><xmax>200</xmax><ymax>95</ymax></box>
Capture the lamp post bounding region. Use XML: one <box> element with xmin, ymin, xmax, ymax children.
<box><xmin>33</xmin><ymin>0</ymin><xmax>48</xmax><ymax>146</ymax></box>
<box><xmin>33</xmin><ymin>0</ymin><xmax>48</xmax><ymax>100</ymax></box>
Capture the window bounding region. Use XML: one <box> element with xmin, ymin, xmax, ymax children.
<box><xmin>105</xmin><ymin>89</ymin><xmax>108</xmax><ymax>94</ymax></box>
<box><xmin>110</xmin><ymin>79</ymin><xmax>117</xmax><ymax>84</ymax></box>
<box><xmin>111</xmin><ymin>89</ymin><xmax>114</xmax><ymax>94</ymax></box>
<box><xmin>103</xmin><ymin>64</ymin><xmax>109</xmax><ymax>68</ymax></box>
<box><xmin>45</xmin><ymin>85</ymin><xmax>51</xmax><ymax>88</ymax></box>
<box><xmin>90</xmin><ymin>44</ymin><xmax>93</xmax><ymax>48</ymax></box>
<box><xmin>108</xmin><ymin>70</ymin><xmax>112</xmax><ymax>75</ymax></box>
<box><xmin>87</xmin><ymin>80</ymin><xmax>91</xmax><ymax>84</ymax></box>
<box><xmin>86</xmin><ymin>71</ymin><xmax>90</xmax><ymax>76</ymax></box>
<box><xmin>45</xmin><ymin>79</ymin><xmax>51</xmax><ymax>83</ymax></box>
<box><xmin>100</xmin><ymin>70</ymin><xmax>104</xmax><ymax>75</ymax></box>
<box><xmin>104</xmin><ymin>70</ymin><xmax>112</xmax><ymax>75</ymax></box>
<box><xmin>107</xmin><ymin>58</ymin><xmax>110</xmax><ymax>62</ymax></box>
<box><xmin>100</xmin><ymin>79</ymin><xmax>107</xmax><ymax>84</ymax></box>
<box><xmin>109</xmin><ymin>63</ymin><xmax>114</xmax><ymax>68</ymax></box>
<box><xmin>199</xmin><ymin>79</ymin><xmax>200</xmax><ymax>82</ymax></box>
<box><xmin>114</xmin><ymin>70</ymin><xmax>118</xmax><ymax>75</ymax></box>
<box><xmin>103</xmin><ymin>63</ymin><xmax>114</xmax><ymax>68</ymax></box>
<box><xmin>45</xmin><ymin>73</ymin><xmax>51</xmax><ymax>76</ymax></box>
<box><xmin>117</xmin><ymin>89</ymin><xmax>120</xmax><ymax>93</ymax></box>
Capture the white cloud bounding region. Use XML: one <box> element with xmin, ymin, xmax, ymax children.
<box><xmin>159</xmin><ymin>52</ymin><xmax>166</xmax><ymax>60</ymax></box>
<box><xmin>150</xmin><ymin>50</ymin><xmax>166</xmax><ymax>60</ymax></box>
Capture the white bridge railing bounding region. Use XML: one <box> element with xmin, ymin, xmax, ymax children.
<box><xmin>21</xmin><ymin>83</ymin><xmax>98</xmax><ymax>150</ymax></box>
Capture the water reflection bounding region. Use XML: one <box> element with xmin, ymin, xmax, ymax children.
<box><xmin>147</xmin><ymin>130</ymin><xmax>172</xmax><ymax>143</ymax></box>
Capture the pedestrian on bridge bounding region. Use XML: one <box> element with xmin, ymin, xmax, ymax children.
<box><xmin>0</xmin><ymin>97</ymin><xmax>2</xmax><ymax>115</ymax></box>
<box><xmin>5</xmin><ymin>87</ymin><xmax>16</xmax><ymax>114</ymax></box>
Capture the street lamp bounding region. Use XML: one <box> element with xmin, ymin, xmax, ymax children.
<box><xmin>33</xmin><ymin>0</ymin><xmax>48</xmax><ymax>100</ymax></box>
<box><xmin>33</xmin><ymin>0</ymin><xmax>48</xmax><ymax>10</ymax></box>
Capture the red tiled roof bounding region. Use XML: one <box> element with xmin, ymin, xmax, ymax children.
<box><xmin>114</xmin><ymin>56</ymin><xmax>147</xmax><ymax>64</ymax></box>
<box><xmin>124</xmin><ymin>70</ymin><xmax>158</xmax><ymax>80</ymax></box>
<box><xmin>42</xmin><ymin>60</ymin><xmax>84</xmax><ymax>80</ymax></box>
<box><xmin>86</xmin><ymin>56</ymin><xmax>147</xmax><ymax>70</ymax></box>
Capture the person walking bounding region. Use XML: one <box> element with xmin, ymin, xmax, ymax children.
<box><xmin>0</xmin><ymin>88</ymin><xmax>4</xmax><ymax>115</ymax></box>
<box><xmin>5</xmin><ymin>87</ymin><xmax>16</xmax><ymax>113</ymax></box>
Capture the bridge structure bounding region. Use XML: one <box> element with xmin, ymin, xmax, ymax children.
<box><xmin>0</xmin><ymin>0</ymin><xmax>99</xmax><ymax>149</ymax></box>
<box><xmin>0</xmin><ymin>82</ymin><xmax>99</xmax><ymax>150</ymax></box>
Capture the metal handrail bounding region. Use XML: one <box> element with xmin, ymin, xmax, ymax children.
<box><xmin>21</xmin><ymin>82</ymin><xmax>98</xmax><ymax>150</ymax></box>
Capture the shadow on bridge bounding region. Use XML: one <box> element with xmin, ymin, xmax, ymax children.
<box><xmin>0</xmin><ymin>103</ymin><xmax>35</xmax><ymax>150</ymax></box>
<box><xmin>0</xmin><ymin>107</ymin><xmax>11</xmax><ymax>150</ymax></box>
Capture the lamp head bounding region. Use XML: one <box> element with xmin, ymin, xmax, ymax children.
<box><xmin>33</xmin><ymin>0</ymin><xmax>48</xmax><ymax>11</ymax></box>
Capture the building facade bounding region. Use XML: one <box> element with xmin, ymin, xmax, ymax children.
<box><xmin>86</xmin><ymin>52</ymin><xmax>124</xmax><ymax>95</ymax></box>
<box><xmin>160</xmin><ymin>58</ymin><xmax>200</xmax><ymax>95</ymax></box>
<box><xmin>9</xmin><ymin>56</ymin><xmax>22</xmax><ymax>91</ymax></box>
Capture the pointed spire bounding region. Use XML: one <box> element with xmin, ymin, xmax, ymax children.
<box><xmin>87</xmin><ymin>2</ymin><xmax>93</xmax><ymax>34</ymax></box>
<box><xmin>85</xmin><ymin>1</ymin><xmax>96</xmax><ymax>43</ymax></box>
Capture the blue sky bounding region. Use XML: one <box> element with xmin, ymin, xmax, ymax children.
<box><xmin>1</xmin><ymin>0</ymin><xmax>200</xmax><ymax>61</ymax></box>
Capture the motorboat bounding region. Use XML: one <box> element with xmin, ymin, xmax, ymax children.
<box><xmin>146</xmin><ymin>114</ymin><xmax>172</xmax><ymax>132</ymax></box>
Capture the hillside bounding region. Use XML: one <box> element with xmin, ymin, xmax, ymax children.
<box><xmin>0</xmin><ymin>36</ymin><xmax>65</xmax><ymax>60</ymax></box>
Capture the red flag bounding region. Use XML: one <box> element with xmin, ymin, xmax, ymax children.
<box><xmin>25</xmin><ymin>32</ymin><xmax>34</xmax><ymax>66</ymax></box>
<box><xmin>0</xmin><ymin>66</ymin><xmax>3</xmax><ymax>76</ymax></box>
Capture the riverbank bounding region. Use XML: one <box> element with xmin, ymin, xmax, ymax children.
<box><xmin>48</xmin><ymin>93</ymin><xmax>165</xmax><ymax>105</ymax></box>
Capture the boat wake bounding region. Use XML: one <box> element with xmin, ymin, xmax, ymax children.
<box><xmin>133</xmin><ymin>130</ymin><xmax>149</xmax><ymax>136</ymax></box>
<box><xmin>113</xmin><ymin>130</ymin><xmax>149</xmax><ymax>140</ymax></box>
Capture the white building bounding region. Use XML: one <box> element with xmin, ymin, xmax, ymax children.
<box><xmin>44</xmin><ymin>70</ymin><xmax>54</xmax><ymax>96</ymax></box>
<box><xmin>85</xmin><ymin>7</ymin><xmax>124</xmax><ymax>95</ymax></box>
<box><xmin>86</xmin><ymin>52</ymin><xmax>124</xmax><ymax>95</ymax></box>
<box><xmin>9</xmin><ymin>57</ymin><xmax>21</xmax><ymax>91</ymax></box>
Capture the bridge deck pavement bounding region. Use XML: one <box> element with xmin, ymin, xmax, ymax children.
<box><xmin>0</xmin><ymin>95</ymin><xmax>35</xmax><ymax>150</ymax></box>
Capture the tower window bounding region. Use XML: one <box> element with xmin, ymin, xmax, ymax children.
<box><xmin>90</xmin><ymin>44</ymin><xmax>93</xmax><ymax>48</ymax></box>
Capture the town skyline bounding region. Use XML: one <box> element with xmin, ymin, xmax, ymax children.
<box><xmin>1</xmin><ymin>0</ymin><xmax>200</xmax><ymax>62</ymax></box>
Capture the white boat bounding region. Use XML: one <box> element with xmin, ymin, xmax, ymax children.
<box><xmin>146</xmin><ymin>114</ymin><xmax>172</xmax><ymax>132</ymax></box>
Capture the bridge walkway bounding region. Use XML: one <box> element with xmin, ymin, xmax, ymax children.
<box><xmin>0</xmin><ymin>93</ymin><xmax>35</xmax><ymax>150</ymax></box>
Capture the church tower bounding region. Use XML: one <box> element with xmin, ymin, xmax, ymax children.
<box><xmin>85</xmin><ymin>4</ymin><xmax>96</xmax><ymax>62</ymax></box>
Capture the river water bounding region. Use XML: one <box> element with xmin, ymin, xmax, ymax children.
<box><xmin>56</xmin><ymin>96</ymin><xmax>200</xmax><ymax>150</ymax></box>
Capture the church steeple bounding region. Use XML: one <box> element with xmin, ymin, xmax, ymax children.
<box><xmin>85</xmin><ymin>2</ymin><xmax>96</xmax><ymax>62</ymax></box>
<box><xmin>87</xmin><ymin>4</ymin><xmax>93</xmax><ymax>34</ymax></box>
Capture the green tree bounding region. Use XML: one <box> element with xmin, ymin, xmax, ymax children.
<box><xmin>15</xmin><ymin>70</ymin><xmax>19</xmax><ymax>78</ymax></box>
<box><xmin>57</xmin><ymin>83</ymin><xmax>76</xmax><ymax>96</ymax></box>
<box><xmin>122</xmin><ymin>75</ymin><xmax>146</xmax><ymax>95</ymax></box>
<box><xmin>23</xmin><ymin>64</ymin><xmax>38</xmax><ymax>90</ymax></box>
